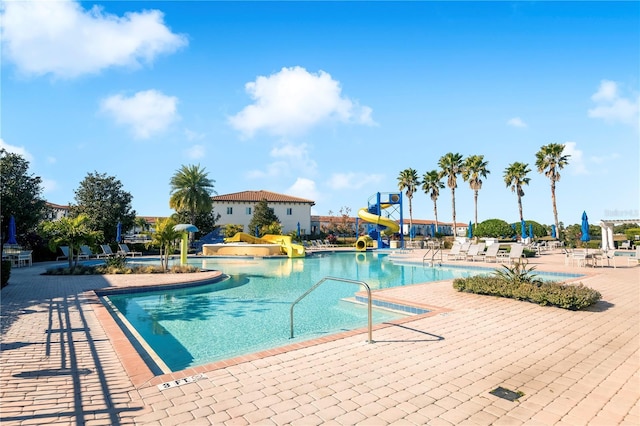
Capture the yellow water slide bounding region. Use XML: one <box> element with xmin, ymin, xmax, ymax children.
<box><xmin>356</xmin><ymin>208</ymin><xmax>400</xmax><ymax>250</ymax></box>
<box><xmin>224</xmin><ymin>232</ymin><xmax>305</xmax><ymax>258</ymax></box>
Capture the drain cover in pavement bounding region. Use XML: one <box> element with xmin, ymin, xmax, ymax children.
<box><xmin>489</xmin><ymin>386</ymin><xmax>523</xmax><ymax>401</ymax></box>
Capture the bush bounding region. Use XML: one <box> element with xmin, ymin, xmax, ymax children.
<box><xmin>1</xmin><ymin>260</ymin><xmax>11</xmax><ymax>288</ymax></box>
<box><xmin>453</xmin><ymin>262</ymin><xmax>601</xmax><ymax>310</ymax></box>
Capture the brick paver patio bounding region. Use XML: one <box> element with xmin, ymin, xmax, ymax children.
<box><xmin>1</xmin><ymin>250</ymin><xmax>638</xmax><ymax>425</ymax></box>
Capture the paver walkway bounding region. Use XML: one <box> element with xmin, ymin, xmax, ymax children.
<box><xmin>1</xmin><ymin>251</ymin><xmax>638</xmax><ymax>425</ymax></box>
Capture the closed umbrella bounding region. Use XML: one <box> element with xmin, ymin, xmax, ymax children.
<box><xmin>467</xmin><ymin>221</ymin><xmax>473</xmax><ymax>238</ymax></box>
<box><xmin>116</xmin><ymin>221</ymin><xmax>122</xmax><ymax>243</ymax></box>
<box><xmin>6</xmin><ymin>215</ymin><xmax>17</xmax><ymax>245</ymax></box>
<box><xmin>296</xmin><ymin>222</ymin><xmax>301</xmax><ymax>238</ymax></box>
<box><xmin>551</xmin><ymin>224</ymin><xmax>557</xmax><ymax>239</ymax></box>
<box><xmin>521</xmin><ymin>220</ymin><xmax>527</xmax><ymax>240</ymax></box>
<box><xmin>410</xmin><ymin>226</ymin><xmax>416</xmax><ymax>240</ymax></box>
<box><xmin>430</xmin><ymin>223</ymin><xmax>436</xmax><ymax>237</ymax></box>
<box><xmin>581</xmin><ymin>211</ymin><xmax>591</xmax><ymax>243</ymax></box>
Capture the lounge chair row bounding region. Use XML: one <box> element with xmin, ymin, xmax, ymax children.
<box><xmin>446</xmin><ymin>242</ymin><xmax>524</xmax><ymax>264</ymax></box>
<box><xmin>56</xmin><ymin>244</ymin><xmax>142</xmax><ymax>260</ymax></box>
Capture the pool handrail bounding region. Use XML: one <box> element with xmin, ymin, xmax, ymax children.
<box><xmin>290</xmin><ymin>276</ymin><xmax>373</xmax><ymax>343</ymax></box>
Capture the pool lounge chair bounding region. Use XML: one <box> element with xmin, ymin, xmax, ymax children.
<box><xmin>446</xmin><ymin>243</ymin><xmax>462</xmax><ymax>260</ymax></box>
<box><xmin>99</xmin><ymin>244</ymin><xmax>116</xmax><ymax>258</ymax></box>
<box><xmin>469</xmin><ymin>243</ymin><xmax>486</xmax><ymax>261</ymax></box>
<box><xmin>465</xmin><ymin>244</ymin><xmax>480</xmax><ymax>261</ymax></box>
<box><xmin>499</xmin><ymin>244</ymin><xmax>524</xmax><ymax>264</ymax></box>
<box><xmin>56</xmin><ymin>246</ymin><xmax>70</xmax><ymax>261</ymax></box>
<box><xmin>118</xmin><ymin>243</ymin><xmax>142</xmax><ymax>257</ymax></box>
<box><xmin>481</xmin><ymin>243</ymin><xmax>501</xmax><ymax>263</ymax></box>
<box><xmin>80</xmin><ymin>245</ymin><xmax>98</xmax><ymax>259</ymax></box>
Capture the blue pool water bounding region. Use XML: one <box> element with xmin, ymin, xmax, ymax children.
<box><xmin>103</xmin><ymin>252</ymin><xmax>581</xmax><ymax>372</ymax></box>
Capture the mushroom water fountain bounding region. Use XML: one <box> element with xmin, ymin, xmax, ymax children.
<box><xmin>173</xmin><ymin>224</ymin><xmax>199</xmax><ymax>266</ymax></box>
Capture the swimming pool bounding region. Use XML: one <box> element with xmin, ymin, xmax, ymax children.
<box><xmin>102</xmin><ymin>252</ymin><xmax>582</xmax><ymax>372</ymax></box>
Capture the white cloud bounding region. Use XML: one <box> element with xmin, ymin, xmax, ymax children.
<box><xmin>327</xmin><ymin>172</ymin><xmax>384</xmax><ymax>190</ymax></box>
<box><xmin>100</xmin><ymin>89</ymin><xmax>179</xmax><ymax>139</ymax></box>
<box><xmin>228</xmin><ymin>66</ymin><xmax>376</xmax><ymax>138</ymax></box>
<box><xmin>588</xmin><ymin>80</ymin><xmax>639</xmax><ymax>128</ymax></box>
<box><xmin>184</xmin><ymin>129</ymin><xmax>205</xmax><ymax>141</ymax></box>
<box><xmin>507</xmin><ymin>117</ymin><xmax>527</xmax><ymax>128</ymax></box>
<box><xmin>0</xmin><ymin>0</ymin><xmax>187</xmax><ymax>79</ymax></box>
<box><xmin>185</xmin><ymin>144</ymin><xmax>205</xmax><ymax>159</ymax></box>
<box><xmin>41</xmin><ymin>178</ymin><xmax>58</xmax><ymax>194</ymax></box>
<box><xmin>247</xmin><ymin>143</ymin><xmax>317</xmax><ymax>179</ymax></box>
<box><xmin>563</xmin><ymin>142</ymin><xmax>587</xmax><ymax>175</ymax></box>
<box><xmin>287</xmin><ymin>178</ymin><xmax>321</xmax><ymax>202</ymax></box>
<box><xmin>0</xmin><ymin>138</ymin><xmax>33</xmax><ymax>161</ymax></box>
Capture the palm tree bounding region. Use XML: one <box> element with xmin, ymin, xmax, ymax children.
<box><xmin>462</xmin><ymin>155</ymin><xmax>490</xmax><ymax>231</ymax></box>
<box><xmin>169</xmin><ymin>164</ymin><xmax>216</xmax><ymax>229</ymax></box>
<box><xmin>438</xmin><ymin>153</ymin><xmax>464</xmax><ymax>236</ymax></box>
<box><xmin>421</xmin><ymin>170</ymin><xmax>444</xmax><ymax>233</ymax></box>
<box><xmin>503</xmin><ymin>162</ymin><xmax>531</xmax><ymax>222</ymax></box>
<box><xmin>40</xmin><ymin>214</ymin><xmax>103</xmax><ymax>271</ymax></box>
<box><xmin>397</xmin><ymin>168</ymin><xmax>420</xmax><ymax>240</ymax></box>
<box><xmin>535</xmin><ymin>143</ymin><xmax>570</xmax><ymax>239</ymax></box>
<box><xmin>147</xmin><ymin>217</ymin><xmax>182</xmax><ymax>271</ymax></box>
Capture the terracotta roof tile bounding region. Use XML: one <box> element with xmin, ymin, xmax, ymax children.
<box><xmin>212</xmin><ymin>190</ymin><xmax>315</xmax><ymax>205</ymax></box>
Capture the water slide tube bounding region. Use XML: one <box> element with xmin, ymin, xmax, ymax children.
<box><xmin>224</xmin><ymin>232</ymin><xmax>305</xmax><ymax>258</ymax></box>
<box><xmin>356</xmin><ymin>208</ymin><xmax>400</xmax><ymax>250</ymax></box>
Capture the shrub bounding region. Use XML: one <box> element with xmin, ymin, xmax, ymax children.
<box><xmin>453</xmin><ymin>263</ymin><xmax>601</xmax><ymax>310</ymax></box>
<box><xmin>1</xmin><ymin>260</ymin><xmax>11</xmax><ymax>288</ymax></box>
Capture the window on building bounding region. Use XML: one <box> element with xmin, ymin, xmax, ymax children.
<box><xmin>246</xmin><ymin>207</ymin><xmax>252</xmax><ymax>215</ymax></box>
<box><xmin>286</xmin><ymin>208</ymin><xmax>292</xmax><ymax>215</ymax></box>
<box><xmin>226</xmin><ymin>207</ymin><xmax>233</xmax><ymax>215</ymax></box>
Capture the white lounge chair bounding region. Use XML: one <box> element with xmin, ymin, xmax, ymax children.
<box><xmin>118</xmin><ymin>243</ymin><xmax>142</xmax><ymax>257</ymax></box>
<box><xmin>446</xmin><ymin>243</ymin><xmax>462</xmax><ymax>260</ymax></box>
<box><xmin>481</xmin><ymin>244</ymin><xmax>501</xmax><ymax>263</ymax></box>
<box><xmin>57</xmin><ymin>246</ymin><xmax>70</xmax><ymax>261</ymax></box>
<box><xmin>500</xmin><ymin>244</ymin><xmax>524</xmax><ymax>264</ymax></box>
<box><xmin>469</xmin><ymin>243</ymin><xmax>486</xmax><ymax>261</ymax></box>
<box><xmin>80</xmin><ymin>245</ymin><xmax>97</xmax><ymax>259</ymax></box>
<box><xmin>99</xmin><ymin>244</ymin><xmax>116</xmax><ymax>258</ymax></box>
<box><xmin>465</xmin><ymin>244</ymin><xmax>480</xmax><ymax>261</ymax></box>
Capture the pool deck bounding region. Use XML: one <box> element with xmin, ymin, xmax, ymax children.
<box><xmin>1</xmin><ymin>249</ymin><xmax>638</xmax><ymax>425</ymax></box>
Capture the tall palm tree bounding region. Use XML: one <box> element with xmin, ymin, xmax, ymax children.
<box><xmin>462</xmin><ymin>155</ymin><xmax>490</xmax><ymax>231</ymax></box>
<box><xmin>421</xmin><ymin>170</ymin><xmax>444</xmax><ymax>233</ymax></box>
<box><xmin>503</xmin><ymin>162</ymin><xmax>531</xmax><ymax>222</ymax></box>
<box><xmin>438</xmin><ymin>153</ymin><xmax>464</xmax><ymax>236</ymax></box>
<box><xmin>397</xmin><ymin>168</ymin><xmax>420</xmax><ymax>240</ymax></box>
<box><xmin>169</xmin><ymin>164</ymin><xmax>217</xmax><ymax>227</ymax></box>
<box><xmin>535</xmin><ymin>143</ymin><xmax>570</xmax><ymax>239</ymax></box>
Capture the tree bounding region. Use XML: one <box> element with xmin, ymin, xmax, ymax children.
<box><xmin>438</xmin><ymin>152</ymin><xmax>464</xmax><ymax>235</ymax></box>
<box><xmin>475</xmin><ymin>219</ymin><xmax>515</xmax><ymax>238</ymax></box>
<box><xmin>169</xmin><ymin>164</ymin><xmax>216</xmax><ymax>229</ymax></box>
<box><xmin>0</xmin><ymin>149</ymin><xmax>47</xmax><ymax>254</ymax></box>
<box><xmin>421</xmin><ymin>170</ymin><xmax>444</xmax><ymax>233</ymax></box>
<box><xmin>171</xmin><ymin>209</ymin><xmax>220</xmax><ymax>241</ymax></box>
<box><xmin>397</xmin><ymin>168</ymin><xmax>420</xmax><ymax>240</ymax></box>
<box><xmin>39</xmin><ymin>215</ymin><xmax>103</xmax><ymax>271</ymax></box>
<box><xmin>146</xmin><ymin>217</ymin><xmax>181</xmax><ymax>271</ymax></box>
<box><xmin>248</xmin><ymin>199</ymin><xmax>281</xmax><ymax>236</ymax></box>
<box><xmin>462</xmin><ymin>155</ymin><xmax>490</xmax><ymax>231</ymax></box>
<box><xmin>70</xmin><ymin>172</ymin><xmax>136</xmax><ymax>242</ymax></box>
<box><xmin>503</xmin><ymin>162</ymin><xmax>531</xmax><ymax>222</ymax></box>
<box><xmin>535</xmin><ymin>143</ymin><xmax>570</xmax><ymax>240</ymax></box>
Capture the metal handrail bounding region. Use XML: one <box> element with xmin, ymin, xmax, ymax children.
<box><xmin>423</xmin><ymin>247</ymin><xmax>442</xmax><ymax>265</ymax></box>
<box><xmin>290</xmin><ymin>276</ymin><xmax>373</xmax><ymax>343</ymax></box>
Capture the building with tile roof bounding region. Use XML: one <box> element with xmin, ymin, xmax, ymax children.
<box><xmin>212</xmin><ymin>190</ymin><xmax>315</xmax><ymax>235</ymax></box>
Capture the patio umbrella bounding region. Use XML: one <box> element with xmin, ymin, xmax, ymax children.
<box><xmin>521</xmin><ymin>220</ymin><xmax>527</xmax><ymax>239</ymax></box>
<box><xmin>430</xmin><ymin>223</ymin><xmax>436</xmax><ymax>237</ymax></box>
<box><xmin>6</xmin><ymin>215</ymin><xmax>17</xmax><ymax>245</ymax></box>
<box><xmin>467</xmin><ymin>221</ymin><xmax>473</xmax><ymax>238</ymax></box>
<box><xmin>551</xmin><ymin>224</ymin><xmax>557</xmax><ymax>239</ymax></box>
<box><xmin>581</xmin><ymin>211</ymin><xmax>591</xmax><ymax>243</ymax></box>
<box><xmin>410</xmin><ymin>226</ymin><xmax>416</xmax><ymax>239</ymax></box>
<box><xmin>296</xmin><ymin>222</ymin><xmax>301</xmax><ymax>238</ymax></box>
<box><xmin>116</xmin><ymin>221</ymin><xmax>122</xmax><ymax>243</ymax></box>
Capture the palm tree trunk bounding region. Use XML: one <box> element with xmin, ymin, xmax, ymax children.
<box><xmin>474</xmin><ymin>190</ymin><xmax>479</xmax><ymax>229</ymax></box>
<box><xmin>408</xmin><ymin>198</ymin><xmax>413</xmax><ymax>241</ymax></box>
<box><xmin>433</xmin><ymin>200</ymin><xmax>439</xmax><ymax>233</ymax></box>
<box><xmin>517</xmin><ymin>193</ymin><xmax>524</xmax><ymax>222</ymax></box>
<box><xmin>451</xmin><ymin>188</ymin><xmax>456</xmax><ymax>236</ymax></box>
<box><xmin>551</xmin><ymin>181</ymin><xmax>559</xmax><ymax>239</ymax></box>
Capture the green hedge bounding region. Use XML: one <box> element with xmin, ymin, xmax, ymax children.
<box><xmin>453</xmin><ymin>275</ymin><xmax>601</xmax><ymax>310</ymax></box>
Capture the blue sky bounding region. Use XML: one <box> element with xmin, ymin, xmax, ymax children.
<box><xmin>2</xmin><ymin>1</ymin><xmax>638</xmax><ymax>227</ymax></box>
